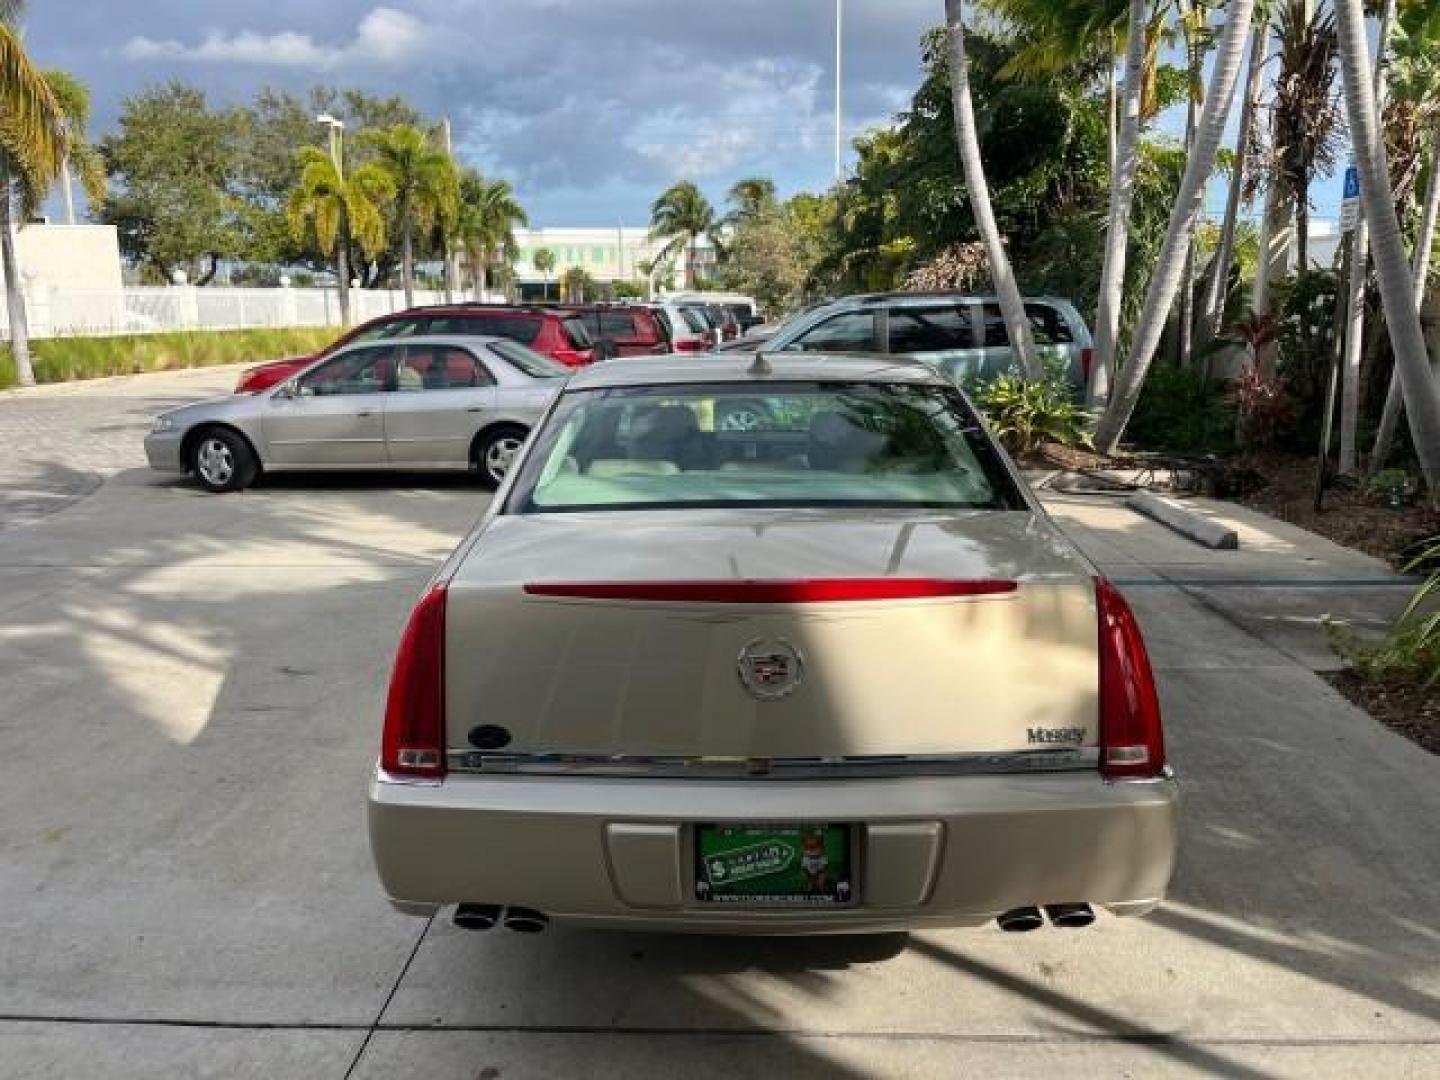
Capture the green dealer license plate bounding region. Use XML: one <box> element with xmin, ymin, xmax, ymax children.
<box><xmin>694</xmin><ymin>824</ymin><xmax>855</xmax><ymax>906</ymax></box>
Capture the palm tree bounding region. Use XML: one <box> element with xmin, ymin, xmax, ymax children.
<box><xmin>456</xmin><ymin>172</ymin><xmax>528</xmax><ymax>300</ymax></box>
<box><xmin>1367</xmin><ymin>2</ymin><xmax>1440</xmax><ymax>467</ymax></box>
<box><xmin>1198</xmin><ymin>17</ymin><xmax>1269</xmax><ymax>344</ymax></box>
<box><xmin>726</xmin><ymin>177</ymin><xmax>778</xmax><ymax>225</ymax></box>
<box><xmin>286</xmin><ymin>146</ymin><xmax>394</xmax><ymax>325</ymax></box>
<box><xmin>1338</xmin><ymin>0</ymin><xmax>1397</xmax><ymax>475</ymax></box>
<box><xmin>367</xmin><ymin>125</ymin><xmax>459</xmax><ymax>307</ymax></box>
<box><xmin>649</xmin><ymin>181</ymin><xmax>719</xmax><ymax>289</ymax></box>
<box><xmin>1094</xmin><ymin>0</ymin><xmax>1257</xmax><ymax>455</ymax></box>
<box><xmin>1337</xmin><ymin>0</ymin><xmax>1440</xmax><ymax>490</ymax></box>
<box><xmin>533</xmin><ymin>247</ymin><xmax>555</xmax><ymax>300</ymax></box>
<box><xmin>1090</xmin><ymin>0</ymin><xmax>1150</xmax><ymax>402</ymax></box>
<box><xmin>1269</xmin><ymin>0</ymin><xmax>1344</xmax><ymax>277</ymax></box>
<box><xmin>943</xmin><ymin>0</ymin><xmax>1041</xmax><ymax>380</ymax></box>
<box><xmin>0</xmin><ymin>1</ymin><xmax>69</xmax><ymax>387</ymax></box>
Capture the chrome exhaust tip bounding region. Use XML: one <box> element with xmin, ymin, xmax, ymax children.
<box><xmin>453</xmin><ymin>903</ymin><xmax>504</xmax><ymax>931</ymax></box>
<box><xmin>1044</xmin><ymin>902</ymin><xmax>1096</xmax><ymax>928</ymax></box>
<box><xmin>501</xmin><ymin>906</ymin><xmax>549</xmax><ymax>933</ymax></box>
<box><xmin>996</xmin><ymin>906</ymin><xmax>1045</xmax><ymax>932</ymax></box>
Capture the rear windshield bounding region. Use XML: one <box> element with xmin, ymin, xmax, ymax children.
<box><xmin>679</xmin><ymin>308</ymin><xmax>709</xmax><ymax>333</ymax></box>
<box><xmin>489</xmin><ymin>340</ymin><xmax>571</xmax><ymax>379</ymax></box>
<box><xmin>506</xmin><ymin>381</ymin><xmax>1024</xmax><ymax>514</ymax></box>
<box><xmin>475</xmin><ymin>315</ymin><xmax>541</xmax><ymax>345</ymax></box>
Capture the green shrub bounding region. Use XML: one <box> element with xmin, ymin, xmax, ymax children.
<box><xmin>967</xmin><ymin>361</ymin><xmax>1092</xmax><ymax>455</ymax></box>
<box><xmin>1329</xmin><ymin>537</ymin><xmax>1440</xmax><ymax>685</ymax></box>
<box><xmin>0</xmin><ymin>327</ymin><xmax>337</xmax><ymax>389</ymax></box>
<box><xmin>1126</xmin><ymin>365</ymin><xmax>1236</xmax><ymax>454</ymax></box>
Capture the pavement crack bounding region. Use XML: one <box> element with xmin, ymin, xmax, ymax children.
<box><xmin>341</xmin><ymin>910</ymin><xmax>435</xmax><ymax>1079</ymax></box>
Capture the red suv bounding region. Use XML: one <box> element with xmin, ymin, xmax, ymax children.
<box><xmin>234</xmin><ymin>305</ymin><xmax>596</xmax><ymax>393</ymax></box>
<box><xmin>557</xmin><ymin>304</ymin><xmax>669</xmax><ymax>359</ymax></box>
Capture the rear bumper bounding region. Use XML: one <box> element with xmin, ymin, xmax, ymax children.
<box><xmin>368</xmin><ymin>769</ymin><xmax>1179</xmax><ymax>933</ymax></box>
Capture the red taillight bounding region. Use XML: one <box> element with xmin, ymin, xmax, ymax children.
<box><xmin>381</xmin><ymin>583</ymin><xmax>447</xmax><ymax>779</ymax></box>
<box><xmin>1080</xmin><ymin>347</ymin><xmax>1095</xmax><ymax>385</ymax></box>
<box><xmin>524</xmin><ymin>579</ymin><xmax>1018</xmax><ymax>603</ymax></box>
<box><xmin>672</xmin><ymin>338</ymin><xmax>704</xmax><ymax>353</ymax></box>
<box><xmin>1096</xmin><ymin>578</ymin><xmax>1165</xmax><ymax>780</ymax></box>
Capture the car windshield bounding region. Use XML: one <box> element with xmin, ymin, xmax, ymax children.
<box><xmin>490</xmin><ymin>340</ymin><xmax>570</xmax><ymax>379</ymax></box>
<box><xmin>506</xmin><ymin>381</ymin><xmax>1023</xmax><ymax>514</ymax></box>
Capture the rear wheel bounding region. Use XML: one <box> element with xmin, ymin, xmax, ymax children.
<box><xmin>473</xmin><ymin>426</ymin><xmax>528</xmax><ymax>490</ymax></box>
<box><xmin>188</xmin><ymin>427</ymin><xmax>258</xmax><ymax>493</ymax></box>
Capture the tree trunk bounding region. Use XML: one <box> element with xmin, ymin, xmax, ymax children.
<box><xmin>0</xmin><ymin>169</ymin><xmax>35</xmax><ymax>387</ymax></box>
<box><xmin>1371</xmin><ymin>120</ymin><xmax>1440</xmax><ymax>468</ymax></box>
<box><xmin>401</xmin><ymin>215</ymin><xmax>415</xmax><ymax>308</ymax></box>
<box><xmin>442</xmin><ymin>239</ymin><xmax>454</xmax><ymax>305</ymax></box>
<box><xmin>1335</xmin><ymin>0</ymin><xmax>1440</xmax><ymax>494</ymax></box>
<box><xmin>336</xmin><ymin>205</ymin><xmax>353</xmax><ymax>327</ymax></box>
<box><xmin>1202</xmin><ymin>23</ymin><xmax>1267</xmax><ymax>344</ymax></box>
<box><xmin>478</xmin><ymin>250</ymin><xmax>490</xmax><ymax>301</ymax></box>
<box><xmin>944</xmin><ymin>0</ymin><xmax>1041</xmax><ymax>380</ymax></box>
<box><xmin>686</xmin><ymin>238</ymin><xmax>697</xmax><ymax>290</ymax></box>
<box><xmin>1106</xmin><ymin>36</ymin><xmax>1118</xmax><ymax>187</ymax></box>
<box><xmin>1177</xmin><ymin>0</ymin><xmax>1205</xmax><ymax>372</ymax></box>
<box><xmin>1089</xmin><ymin>0</ymin><xmax>1149</xmax><ymax>404</ymax></box>
<box><xmin>1338</xmin><ymin>0</ymin><xmax>1396</xmax><ymax>475</ymax></box>
<box><xmin>1094</xmin><ymin>0</ymin><xmax>1256</xmax><ymax>456</ymax></box>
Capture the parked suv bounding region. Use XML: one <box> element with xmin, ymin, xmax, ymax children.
<box><xmin>559</xmin><ymin>304</ymin><xmax>669</xmax><ymax>359</ymax></box>
<box><xmin>649</xmin><ymin>303</ymin><xmax>715</xmax><ymax>353</ymax></box>
<box><xmin>234</xmin><ymin>305</ymin><xmax>596</xmax><ymax>393</ymax></box>
<box><xmin>761</xmin><ymin>293</ymin><xmax>1094</xmax><ymax>387</ymax></box>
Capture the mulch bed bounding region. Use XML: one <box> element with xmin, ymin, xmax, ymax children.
<box><xmin>1233</xmin><ymin>453</ymin><xmax>1440</xmax><ymax>566</ymax></box>
<box><xmin>1323</xmin><ymin>670</ymin><xmax>1440</xmax><ymax>756</ymax></box>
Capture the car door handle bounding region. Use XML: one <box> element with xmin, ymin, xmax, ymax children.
<box><xmin>356</xmin><ymin>409</ymin><xmax>376</xmax><ymax>418</ymax></box>
<box><xmin>466</xmin><ymin>406</ymin><xmax>484</xmax><ymax>413</ymax></box>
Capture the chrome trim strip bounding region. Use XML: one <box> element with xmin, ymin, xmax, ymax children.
<box><xmin>444</xmin><ymin>748</ymin><xmax>1100</xmax><ymax>779</ymax></box>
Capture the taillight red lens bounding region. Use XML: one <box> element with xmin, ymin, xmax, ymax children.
<box><xmin>381</xmin><ymin>583</ymin><xmax>447</xmax><ymax>779</ymax></box>
<box><xmin>672</xmin><ymin>339</ymin><xmax>704</xmax><ymax>352</ymax></box>
<box><xmin>1096</xmin><ymin>578</ymin><xmax>1165</xmax><ymax>780</ymax></box>
<box><xmin>1080</xmin><ymin>347</ymin><xmax>1095</xmax><ymax>385</ymax></box>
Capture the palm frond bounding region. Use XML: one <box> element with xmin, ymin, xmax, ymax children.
<box><xmin>0</xmin><ymin>24</ymin><xmax>66</xmax><ymax>186</ymax></box>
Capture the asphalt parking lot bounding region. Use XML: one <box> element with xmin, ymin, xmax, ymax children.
<box><xmin>1</xmin><ymin>368</ymin><xmax>1437</xmax><ymax>1078</ymax></box>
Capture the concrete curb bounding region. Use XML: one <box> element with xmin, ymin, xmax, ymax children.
<box><xmin>1128</xmin><ymin>491</ymin><xmax>1239</xmax><ymax>550</ymax></box>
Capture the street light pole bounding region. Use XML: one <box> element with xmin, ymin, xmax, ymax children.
<box><xmin>834</xmin><ymin>0</ymin><xmax>844</xmax><ymax>182</ymax></box>
<box><xmin>317</xmin><ymin>114</ymin><xmax>351</xmax><ymax>326</ymax></box>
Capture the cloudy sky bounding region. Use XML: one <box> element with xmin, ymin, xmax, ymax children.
<box><xmin>26</xmin><ymin>1</ymin><xmax>1350</xmax><ymax>227</ymax></box>
<box><xmin>27</xmin><ymin>0</ymin><xmax>943</xmax><ymax>225</ymax></box>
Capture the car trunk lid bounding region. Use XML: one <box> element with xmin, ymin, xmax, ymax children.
<box><xmin>443</xmin><ymin>510</ymin><xmax>1099</xmax><ymax>768</ymax></box>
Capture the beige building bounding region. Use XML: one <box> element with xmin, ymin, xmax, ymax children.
<box><xmin>512</xmin><ymin>226</ymin><xmax>719</xmax><ymax>297</ymax></box>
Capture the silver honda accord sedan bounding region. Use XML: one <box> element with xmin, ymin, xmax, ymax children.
<box><xmin>145</xmin><ymin>336</ymin><xmax>566</xmax><ymax>492</ymax></box>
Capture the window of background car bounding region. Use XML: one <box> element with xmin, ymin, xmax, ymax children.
<box><xmin>299</xmin><ymin>345</ymin><xmax>398</xmax><ymax>395</ymax></box>
<box><xmin>490</xmin><ymin>340</ymin><xmax>570</xmax><ymax>379</ymax></box>
<box><xmin>476</xmin><ymin>315</ymin><xmax>542</xmax><ymax>345</ymax></box>
<box><xmin>395</xmin><ymin>346</ymin><xmax>493</xmax><ymax>391</ymax></box>
<box><xmin>887</xmin><ymin>305</ymin><xmax>974</xmax><ymax>352</ymax></box>
<box><xmin>787</xmin><ymin>311</ymin><xmax>878</xmax><ymax>353</ymax></box>
<box><xmin>679</xmin><ymin>308</ymin><xmax>708</xmax><ymax>334</ymax></box>
<box><xmin>562</xmin><ymin>319</ymin><xmax>594</xmax><ymax>349</ymax></box>
<box><xmin>980</xmin><ymin>303</ymin><xmax>1074</xmax><ymax>348</ymax></box>
<box><xmin>599</xmin><ymin>311</ymin><xmax>636</xmax><ymax>338</ymax></box>
<box><xmin>507</xmin><ymin>381</ymin><xmax>1022</xmax><ymax>513</ymax></box>
<box><xmin>349</xmin><ymin>318</ymin><xmax>427</xmax><ymax>343</ymax></box>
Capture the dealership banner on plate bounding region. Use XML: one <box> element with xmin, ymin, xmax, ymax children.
<box><xmin>695</xmin><ymin>824</ymin><xmax>853</xmax><ymax>905</ymax></box>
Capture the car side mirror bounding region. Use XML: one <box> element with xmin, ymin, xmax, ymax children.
<box><xmin>274</xmin><ymin>379</ymin><xmax>300</xmax><ymax>400</ymax></box>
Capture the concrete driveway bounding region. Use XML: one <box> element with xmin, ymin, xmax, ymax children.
<box><xmin>1</xmin><ymin>369</ymin><xmax>1436</xmax><ymax>1078</ymax></box>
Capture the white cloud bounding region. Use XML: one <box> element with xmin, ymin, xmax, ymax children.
<box><xmin>122</xmin><ymin>7</ymin><xmax>427</xmax><ymax>69</ymax></box>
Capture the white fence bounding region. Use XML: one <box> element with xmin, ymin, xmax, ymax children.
<box><xmin>1</xmin><ymin>285</ymin><xmax>455</xmax><ymax>340</ymax></box>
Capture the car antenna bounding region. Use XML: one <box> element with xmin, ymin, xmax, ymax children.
<box><xmin>748</xmin><ymin>351</ymin><xmax>773</xmax><ymax>377</ymax></box>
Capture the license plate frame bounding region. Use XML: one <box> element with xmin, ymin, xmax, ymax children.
<box><xmin>693</xmin><ymin>823</ymin><xmax>857</xmax><ymax>907</ymax></box>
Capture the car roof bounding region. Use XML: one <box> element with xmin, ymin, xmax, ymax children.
<box><xmin>822</xmin><ymin>292</ymin><xmax>1071</xmax><ymax>308</ymax></box>
<box><xmin>384</xmin><ymin>304</ymin><xmax>559</xmax><ymax>319</ymax></box>
<box><xmin>565</xmin><ymin>353</ymin><xmax>950</xmax><ymax>390</ymax></box>
<box><xmin>336</xmin><ymin>334</ymin><xmax>511</xmax><ymax>351</ymax></box>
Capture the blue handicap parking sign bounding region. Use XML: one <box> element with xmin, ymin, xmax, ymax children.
<box><xmin>1343</xmin><ymin>165</ymin><xmax>1360</xmax><ymax>200</ymax></box>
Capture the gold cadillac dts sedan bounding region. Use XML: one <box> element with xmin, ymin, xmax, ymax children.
<box><xmin>368</xmin><ymin>354</ymin><xmax>1178</xmax><ymax>935</ymax></box>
